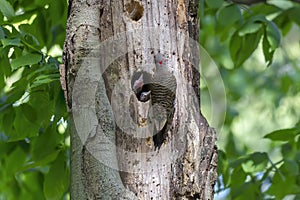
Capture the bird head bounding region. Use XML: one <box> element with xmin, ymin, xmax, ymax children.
<box><xmin>132</xmin><ymin>73</ymin><xmax>144</xmax><ymax>94</ymax></box>
<box><xmin>154</xmin><ymin>53</ymin><xmax>167</xmax><ymax>68</ymax></box>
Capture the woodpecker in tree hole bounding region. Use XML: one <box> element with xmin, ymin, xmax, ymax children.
<box><xmin>131</xmin><ymin>53</ymin><xmax>177</xmax><ymax>150</ymax></box>
<box><xmin>132</xmin><ymin>71</ymin><xmax>152</xmax><ymax>102</ymax></box>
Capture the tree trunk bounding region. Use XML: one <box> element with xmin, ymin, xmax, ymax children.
<box><xmin>63</xmin><ymin>0</ymin><xmax>217</xmax><ymax>199</ymax></box>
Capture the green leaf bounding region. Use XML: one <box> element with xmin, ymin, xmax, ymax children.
<box><xmin>28</xmin><ymin>91</ymin><xmax>53</xmax><ymax>127</ymax></box>
<box><xmin>0</xmin><ymin>26</ymin><xmax>5</xmax><ymax>39</ymax></box>
<box><xmin>0</xmin><ymin>0</ymin><xmax>15</xmax><ymax>20</ymax></box>
<box><xmin>288</xmin><ymin>7</ymin><xmax>300</xmax><ymax>26</ymax></box>
<box><xmin>10</xmin><ymin>10</ymin><xmax>37</xmax><ymax>24</ymax></box>
<box><xmin>31</xmin><ymin>125</ymin><xmax>62</xmax><ymax>163</ymax></box>
<box><xmin>5</xmin><ymin>147</ymin><xmax>27</xmax><ymax>176</ymax></box>
<box><xmin>30</xmin><ymin>78</ymin><xmax>59</xmax><ymax>89</ymax></box>
<box><xmin>268</xmin><ymin>160</ymin><xmax>300</xmax><ymax>198</ymax></box>
<box><xmin>230</xmin><ymin>29</ymin><xmax>263</xmax><ymax>67</ymax></box>
<box><xmin>242</xmin><ymin>152</ymin><xmax>269</xmax><ymax>173</ymax></box>
<box><xmin>44</xmin><ymin>152</ymin><xmax>69</xmax><ymax>200</ymax></box>
<box><xmin>231</xmin><ymin>166</ymin><xmax>247</xmax><ymax>186</ymax></box>
<box><xmin>11</xmin><ymin>106</ymin><xmax>40</xmax><ymax>141</ymax></box>
<box><xmin>231</xmin><ymin>182</ymin><xmax>260</xmax><ymax>200</ymax></box>
<box><xmin>205</xmin><ymin>0</ymin><xmax>223</xmax><ymax>9</ymax></box>
<box><xmin>19</xmin><ymin>13</ymin><xmax>48</xmax><ymax>47</ymax></box>
<box><xmin>22</xmin><ymin>151</ymin><xmax>59</xmax><ymax>171</ymax></box>
<box><xmin>238</xmin><ymin>22</ymin><xmax>262</xmax><ymax>36</ymax></box>
<box><xmin>282</xmin><ymin>159</ymin><xmax>299</xmax><ymax>176</ymax></box>
<box><xmin>1</xmin><ymin>106</ymin><xmax>15</xmax><ymax>134</ymax></box>
<box><xmin>251</xmin><ymin>17</ymin><xmax>280</xmax><ymax>66</ymax></box>
<box><xmin>30</xmin><ymin>72</ymin><xmax>60</xmax><ymax>89</ymax></box>
<box><xmin>21</xmin><ymin>103</ymin><xmax>37</xmax><ymax>122</ymax></box>
<box><xmin>217</xmin><ymin>4</ymin><xmax>241</xmax><ymax>26</ymax></box>
<box><xmin>55</xmin><ymin>87</ymin><xmax>67</xmax><ymax>118</ymax></box>
<box><xmin>248</xmin><ymin>152</ymin><xmax>268</xmax><ymax>165</ymax></box>
<box><xmin>47</xmin><ymin>56</ymin><xmax>60</xmax><ymax>68</ymax></box>
<box><xmin>267</xmin><ymin>175</ymin><xmax>289</xmax><ymax>198</ymax></box>
<box><xmin>4</xmin><ymin>87</ymin><xmax>26</xmax><ymax>106</ymax></box>
<box><xmin>27</xmin><ymin>64</ymin><xmax>58</xmax><ymax>81</ymax></box>
<box><xmin>230</xmin><ymin>157</ymin><xmax>247</xmax><ymax>168</ymax></box>
<box><xmin>31</xmin><ymin>78</ymin><xmax>60</xmax><ymax>88</ymax></box>
<box><xmin>281</xmin><ymin>143</ymin><xmax>294</xmax><ymax>158</ymax></box>
<box><xmin>266</xmin><ymin>21</ymin><xmax>281</xmax><ymax>50</ymax></box>
<box><xmin>20</xmin><ymin>172</ymin><xmax>44</xmax><ymax>200</ymax></box>
<box><xmin>274</xmin><ymin>12</ymin><xmax>292</xmax><ymax>36</ymax></box>
<box><xmin>34</xmin><ymin>74</ymin><xmax>60</xmax><ymax>81</ymax></box>
<box><xmin>247</xmin><ymin>3</ymin><xmax>280</xmax><ymax>16</ymax></box>
<box><xmin>21</xmin><ymin>33</ymin><xmax>41</xmax><ymax>48</ymax></box>
<box><xmin>240</xmin><ymin>31</ymin><xmax>262</xmax><ymax>65</ymax></box>
<box><xmin>262</xmin><ymin>33</ymin><xmax>273</xmax><ymax>66</ymax></box>
<box><xmin>48</xmin><ymin>0</ymin><xmax>66</xmax><ymax>25</ymax></box>
<box><xmin>0</xmin><ymin>47</ymin><xmax>12</xmax><ymax>76</ymax></box>
<box><xmin>264</xmin><ymin>128</ymin><xmax>298</xmax><ymax>141</ymax></box>
<box><xmin>217</xmin><ymin>150</ymin><xmax>229</xmax><ymax>185</ymax></box>
<box><xmin>229</xmin><ymin>32</ymin><xmax>242</xmax><ymax>64</ymax></box>
<box><xmin>1</xmin><ymin>38</ymin><xmax>23</xmax><ymax>48</ymax></box>
<box><xmin>11</xmin><ymin>53</ymin><xmax>42</xmax><ymax>70</ymax></box>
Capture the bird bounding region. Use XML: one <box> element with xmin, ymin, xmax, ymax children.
<box><xmin>132</xmin><ymin>71</ymin><xmax>152</xmax><ymax>102</ymax></box>
<box><xmin>150</xmin><ymin>53</ymin><xmax>177</xmax><ymax>149</ymax></box>
<box><xmin>131</xmin><ymin>53</ymin><xmax>177</xmax><ymax>150</ymax></box>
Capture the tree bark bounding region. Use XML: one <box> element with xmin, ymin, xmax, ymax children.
<box><xmin>63</xmin><ymin>0</ymin><xmax>217</xmax><ymax>199</ymax></box>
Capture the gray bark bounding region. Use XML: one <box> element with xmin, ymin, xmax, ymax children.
<box><xmin>63</xmin><ymin>0</ymin><xmax>217</xmax><ymax>199</ymax></box>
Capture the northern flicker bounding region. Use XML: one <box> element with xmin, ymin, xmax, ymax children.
<box><xmin>150</xmin><ymin>53</ymin><xmax>177</xmax><ymax>149</ymax></box>
<box><xmin>131</xmin><ymin>54</ymin><xmax>177</xmax><ymax>149</ymax></box>
<box><xmin>132</xmin><ymin>71</ymin><xmax>152</xmax><ymax>102</ymax></box>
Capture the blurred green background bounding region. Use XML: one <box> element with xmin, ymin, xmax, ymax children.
<box><xmin>0</xmin><ymin>0</ymin><xmax>299</xmax><ymax>199</ymax></box>
<box><xmin>0</xmin><ymin>0</ymin><xmax>69</xmax><ymax>199</ymax></box>
<box><xmin>199</xmin><ymin>1</ymin><xmax>300</xmax><ymax>199</ymax></box>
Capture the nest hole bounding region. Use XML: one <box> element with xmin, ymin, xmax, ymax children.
<box><xmin>125</xmin><ymin>0</ymin><xmax>144</xmax><ymax>21</ymax></box>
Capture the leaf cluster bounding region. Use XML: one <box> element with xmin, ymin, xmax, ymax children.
<box><xmin>200</xmin><ymin>0</ymin><xmax>300</xmax><ymax>68</ymax></box>
<box><xmin>200</xmin><ymin>1</ymin><xmax>300</xmax><ymax>199</ymax></box>
<box><xmin>218</xmin><ymin>124</ymin><xmax>300</xmax><ymax>199</ymax></box>
<box><xmin>0</xmin><ymin>0</ymin><xmax>69</xmax><ymax>199</ymax></box>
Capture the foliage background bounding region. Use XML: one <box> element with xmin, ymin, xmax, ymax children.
<box><xmin>199</xmin><ymin>1</ymin><xmax>300</xmax><ymax>199</ymax></box>
<box><xmin>0</xmin><ymin>0</ymin><xmax>69</xmax><ymax>199</ymax></box>
<box><xmin>0</xmin><ymin>0</ymin><xmax>299</xmax><ymax>199</ymax></box>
